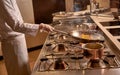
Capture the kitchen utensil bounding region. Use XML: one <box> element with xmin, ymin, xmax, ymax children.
<box><xmin>82</xmin><ymin>43</ymin><xmax>104</xmax><ymax>60</ymax></box>
<box><xmin>53</xmin><ymin>29</ymin><xmax>104</xmax><ymax>43</ymax></box>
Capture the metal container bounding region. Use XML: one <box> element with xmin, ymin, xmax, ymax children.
<box><xmin>82</xmin><ymin>43</ymin><xmax>104</xmax><ymax>59</ymax></box>
<box><xmin>70</xmin><ymin>30</ymin><xmax>104</xmax><ymax>43</ymax></box>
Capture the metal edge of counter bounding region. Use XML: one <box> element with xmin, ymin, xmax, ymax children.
<box><xmin>31</xmin><ymin>34</ymin><xmax>50</xmax><ymax>75</ymax></box>
<box><xmin>90</xmin><ymin>15</ymin><xmax>120</xmax><ymax>60</ymax></box>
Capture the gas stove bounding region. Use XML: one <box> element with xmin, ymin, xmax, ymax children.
<box><xmin>37</xmin><ymin>32</ymin><xmax>120</xmax><ymax>72</ymax></box>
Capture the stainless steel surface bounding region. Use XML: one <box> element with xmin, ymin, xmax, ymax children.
<box><xmin>85</xmin><ymin>69</ymin><xmax>120</xmax><ymax>75</ymax></box>
<box><xmin>37</xmin><ymin>32</ymin><xmax>120</xmax><ymax>71</ymax></box>
<box><xmin>53</xmin><ymin>29</ymin><xmax>69</xmax><ymax>35</ymax></box>
<box><xmin>32</xmin><ymin>18</ymin><xmax>120</xmax><ymax>75</ymax></box>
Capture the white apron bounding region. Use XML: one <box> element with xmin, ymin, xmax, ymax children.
<box><xmin>1</xmin><ymin>34</ymin><xmax>31</xmax><ymax>75</ymax></box>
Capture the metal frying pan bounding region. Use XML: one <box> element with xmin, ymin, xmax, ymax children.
<box><xmin>54</xmin><ymin>29</ymin><xmax>105</xmax><ymax>43</ymax></box>
<box><xmin>70</xmin><ymin>30</ymin><xmax>104</xmax><ymax>41</ymax></box>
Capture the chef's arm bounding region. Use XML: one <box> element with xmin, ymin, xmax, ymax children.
<box><xmin>0</xmin><ymin>0</ymin><xmax>54</xmax><ymax>36</ymax></box>
<box><xmin>15</xmin><ymin>23</ymin><xmax>54</xmax><ymax>36</ymax></box>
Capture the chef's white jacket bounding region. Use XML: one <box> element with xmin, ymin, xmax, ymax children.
<box><xmin>0</xmin><ymin>0</ymin><xmax>40</xmax><ymax>75</ymax></box>
<box><xmin>0</xmin><ymin>0</ymin><xmax>40</xmax><ymax>40</ymax></box>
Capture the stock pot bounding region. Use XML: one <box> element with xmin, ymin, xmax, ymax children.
<box><xmin>82</xmin><ymin>43</ymin><xmax>104</xmax><ymax>60</ymax></box>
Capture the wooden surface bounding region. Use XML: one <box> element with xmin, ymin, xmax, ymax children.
<box><xmin>32</xmin><ymin>0</ymin><xmax>65</xmax><ymax>24</ymax></box>
<box><xmin>110</xmin><ymin>0</ymin><xmax>120</xmax><ymax>8</ymax></box>
<box><xmin>0</xmin><ymin>49</ymin><xmax>41</xmax><ymax>75</ymax></box>
<box><xmin>0</xmin><ymin>43</ymin><xmax>2</xmax><ymax>56</ymax></box>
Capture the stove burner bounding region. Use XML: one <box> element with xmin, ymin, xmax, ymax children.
<box><xmin>40</xmin><ymin>58</ymin><xmax>48</xmax><ymax>61</ymax></box>
<box><xmin>58</xmin><ymin>44</ymin><xmax>66</xmax><ymax>52</ymax></box>
<box><xmin>87</xmin><ymin>59</ymin><xmax>101</xmax><ymax>68</ymax></box>
<box><xmin>54</xmin><ymin>58</ymin><xmax>68</xmax><ymax>70</ymax></box>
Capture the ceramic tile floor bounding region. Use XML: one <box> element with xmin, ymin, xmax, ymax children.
<box><xmin>0</xmin><ymin>49</ymin><xmax>41</xmax><ymax>75</ymax></box>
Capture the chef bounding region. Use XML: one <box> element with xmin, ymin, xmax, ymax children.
<box><xmin>0</xmin><ymin>0</ymin><xmax>54</xmax><ymax>75</ymax></box>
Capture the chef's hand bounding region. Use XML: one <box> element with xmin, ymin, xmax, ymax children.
<box><xmin>39</xmin><ymin>23</ymin><xmax>54</xmax><ymax>32</ymax></box>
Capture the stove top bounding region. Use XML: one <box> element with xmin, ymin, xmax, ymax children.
<box><xmin>38</xmin><ymin>53</ymin><xmax>120</xmax><ymax>72</ymax></box>
<box><xmin>37</xmin><ymin>32</ymin><xmax>120</xmax><ymax>72</ymax></box>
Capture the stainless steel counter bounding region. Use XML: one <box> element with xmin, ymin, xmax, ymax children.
<box><xmin>90</xmin><ymin>14</ymin><xmax>120</xmax><ymax>60</ymax></box>
<box><xmin>32</xmin><ymin>14</ymin><xmax>120</xmax><ymax>75</ymax></box>
<box><xmin>32</xmin><ymin>68</ymin><xmax>120</xmax><ymax>75</ymax></box>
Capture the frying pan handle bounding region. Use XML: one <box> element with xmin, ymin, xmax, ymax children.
<box><xmin>53</xmin><ymin>29</ymin><xmax>69</xmax><ymax>35</ymax></box>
